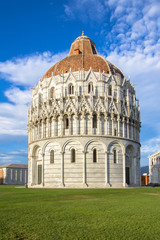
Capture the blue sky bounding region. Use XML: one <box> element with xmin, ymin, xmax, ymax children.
<box><xmin>0</xmin><ymin>0</ymin><xmax>160</xmax><ymax>166</ymax></box>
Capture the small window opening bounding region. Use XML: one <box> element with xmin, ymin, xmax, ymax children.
<box><xmin>69</xmin><ymin>84</ymin><xmax>74</xmax><ymax>94</ymax></box>
<box><xmin>93</xmin><ymin>149</ymin><xmax>97</xmax><ymax>163</ymax></box>
<box><xmin>113</xmin><ymin>149</ymin><xmax>117</xmax><ymax>163</ymax></box>
<box><xmin>71</xmin><ymin>149</ymin><xmax>76</xmax><ymax>163</ymax></box>
<box><xmin>88</xmin><ymin>82</ymin><xmax>93</xmax><ymax>93</ymax></box>
<box><xmin>108</xmin><ymin>85</ymin><xmax>112</xmax><ymax>96</ymax></box>
<box><xmin>65</xmin><ymin>117</ymin><xmax>69</xmax><ymax>129</ymax></box>
<box><xmin>93</xmin><ymin>115</ymin><xmax>97</xmax><ymax>128</ymax></box>
<box><xmin>50</xmin><ymin>150</ymin><xmax>54</xmax><ymax>164</ymax></box>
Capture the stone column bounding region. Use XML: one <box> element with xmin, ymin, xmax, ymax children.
<box><xmin>123</xmin><ymin>153</ymin><xmax>126</xmax><ymax>187</ymax></box>
<box><xmin>105</xmin><ymin>151</ymin><xmax>110</xmax><ymax>187</ymax></box>
<box><xmin>38</xmin><ymin>121</ymin><xmax>41</xmax><ymax>139</ymax></box>
<box><xmin>75</xmin><ymin>114</ymin><xmax>79</xmax><ymax>135</ymax></box>
<box><xmin>82</xmin><ymin>113</ymin><xmax>85</xmax><ymax>135</ymax></box>
<box><xmin>29</xmin><ymin>156</ymin><xmax>32</xmax><ymax>186</ymax></box>
<box><xmin>122</xmin><ymin>117</ymin><xmax>125</xmax><ymax>138</ymax></box>
<box><xmin>31</xmin><ymin>155</ymin><xmax>34</xmax><ymax>186</ymax></box>
<box><xmin>90</xmin><ymin>114</ymin><xmax>93</xmax><ymax>135</ymax></box>
<box><xmin>83</xmin><ymin>150</ymin><xmax>87</xmax><ymax>187</ymax></box>
<box><xmin>60</xmin><ymin>115</ymin><xmax>64</xmax><ymax>136</ymax></box>
<box><xmin>127</xmin><ymin>118</ymin><xmax>129</xmax><ymax>139</ymax></box>
<box><xmin>132</xmin><ymin>122</ymin><xmax>134</xmax><ymax>140</ymax></box>
<box><xmin>97</xmin><ymin>113</ymin><xmax>101</xmax><ymax>135</ymax></box>
<box><xmin>53</xmin><ymin>117</ymin><xmax>57</xmax><ymax>136</ymax></box>
<box><xmin>34</xmin><ymin>124</ymin><xmax>36</xmax><ymax>140</ymax></box>
<box><xmin>47</xmin><ymin>118</ymin><xmax>50</xmax><ymax>138</ymax></box>
<box><xmin>134</xmin><ymin>157</ymin><xmax>137</xmax><ymax>185</ymax></box>
<box><xmin>42</xmin><ymin>119</ymin><xmax>44</xmax><ymax>138</ymax></box>
<box><xmin>104</xmin><ymin>114</ymin><xmax>108</xmax><ymax>135</ymax></box>
<box><xmin>68</xmin><ymin>115</ymin><xmax>71</xmax><ymax>135</ymax></box>
<box><xmin>117</xmin><ymin>115</ymin><xmax>120</xmax><ymax>137</ymax></box>
<box><xmin>61</xmin><ymin>151</ymin><xmax>65</xmax><ymax>187</ymax></box>
<box><xmin>111</xmin><ymin>113</ymin><xmax>114</xmax><ymax>136</ymax></box>
<box><xmin>42</xmin><ymin>153</ymin><xmax>45</xmax><ymax>186</ymax></box>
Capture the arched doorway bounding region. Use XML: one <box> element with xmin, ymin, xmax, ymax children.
<box><xmin>126</xmin><ymin>145</ymin><xmax>136</xmax><ymax>185</ymax></box>
<box><xmin>32</xmin><ymin>147</ymin><xmax>42</xmax><ymax>185</ymax></box>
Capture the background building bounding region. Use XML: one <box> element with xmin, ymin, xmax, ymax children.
<box><xmin>149</xmin><ymin>150</ymin><xmax>160</xmax><ymax>184</ymax></box>
<box><xmin>0</xmin><ymin>164</ymin><xmax>28</xmax><ymax>185</ymax></box>
<box><xmin>28</xmin><ymin>33</ymin><xmax>141</xmax><ymax>188</ymax></box>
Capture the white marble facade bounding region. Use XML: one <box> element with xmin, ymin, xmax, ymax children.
<box><xmin>28</xmin><ymin>34</ymin><xmax>141</xmax><ymax>188</ymax></box>
<box><xmin>149</xmin><ymin>150</ymin><xmax>160</xmax><ymax>184</ymax></box>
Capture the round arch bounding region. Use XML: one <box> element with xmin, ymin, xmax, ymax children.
<box><xmin>42</xmin><ymin>140</ymin><xmax>62</xmax><ymax>155</ymax></box>
<box><xmin>84</xmin><ymin>139</ymin><xmax>107</xmax><ymax>153</ymax></box>
<box><xmin>62</xmin><ymin>139</ymin><xmax>84</xmax><ymax>153</ymax></box>
<box><xmin>107</xmin><ymin>140</ymin><xmax>125</xmax><ymax>154</ymax></box>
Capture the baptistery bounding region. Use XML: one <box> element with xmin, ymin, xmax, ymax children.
<box><xmin>28</xmin><ymin>32</ymin><xmax>141</xmax><ymax>188</ymax></box>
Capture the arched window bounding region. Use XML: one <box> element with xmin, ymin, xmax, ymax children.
<box><xmin>88</xmin><ymin>82</ymin><xmax>93</xmax><ymax>93</ymax></box>
<box><xmin>50</xmin><ymin>150</ymin><xmax>54</xmax><ymax>163</ymax></box>
<box><xmin>68</xmin><ymin>84</ymin><xmax>74</xmax><ymax>95</ymax></box>
<box><xmin>93</xmin><ymin>149</ymin><xmax>97</xmax><ymax>163</ymax></box>
<box><xmin>93</xmin><ymin>114</ymin><xmax>97</xmax><ymax>128</ymax></box>
<box><xmin>113</xmin><ymin>149</ymin><xmax>117</xmax><ymax>163</ymax></box>
<box><xmin>108</xmin><ymin>85</ymin><xmax>112</xmax><ymax>96</ymax></box>
<box><xmin>71</xmin><ymin>149</ymin><xmax>76</xmax><ymax>163</ymax></box>
<box><xmin>50</xmin><ymin>87</ymin><xmax>55</xmax><ymax>98</ymax></box>
<box><xmin>65</xmin><ymin>117</ymin><xmax>69</xmax><ymax>129</ymax></box>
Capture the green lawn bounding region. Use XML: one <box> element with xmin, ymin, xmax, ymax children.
<box><xmin>0</xmin><ymin>186</ymin><xmax>160</xmax><ymax>240</ymax></box>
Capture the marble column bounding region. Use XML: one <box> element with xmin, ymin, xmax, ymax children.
<box><xmin>117</xmin><ymin>115</ymin><xmax>120</xmax><ymax>137</ymax></box>
<box><xmin>68</xmin><ymin>115</ymin><xmax>71</xmax><ymax>135</ymax></box>
<box><xmin>104</xmin><ymin>114</ymin><xmax>108</xmax><ymax>135</ymax></box>
<box><xmin>82</xmin><ymin>114</ymin><xmax>85</xmax><ymax>135</ymax></box>
<box><xmin>83</xmin><ymin>150</ymin><xmax>87</xmax><ymax>187</ymax></box>
<box><xmin>111</xmin><ymin>113</ymin><xmax>114</xmax><ymax>136</ymax></box>
<box><xmin>61</xmin><ymin>151</ymin><xmax>65</xmax><ymax>187</ymax></box>
<box><xmin>127</xmin><ymin>118</ymin><xmax>129</xmax><ymax>139</ymax></box>
<box><xmin>60</xmin><ymin>115</ymin><xmax>64</xmax><ymax>136</ymax></box>
<box><xmin>42</xmin><ymin>153</ymin><xmax>45</xmax><ymax>186</ymax></box>
<box><xmin>53</xmin><ymin>117</ymin><xmax>57</xmax><ymax>136</ymax></box>
<box><xmin>132</xmin><ymin>122</ymin><xmax>134</xmax><ymax>140</ymax></box>
<box><xmin>134</xmin><ymin>157</ymin><xmax>137</xmax><ymax>184</ymax></box>
<box><xmin>75</xmin><ymin>114</ymin><xmax>79</xmax><ymax>135</ymax></box>
<box><xmin>122</xmin><ymin>117</ymin><xmax>125</xmax><ymax>138</ymax></box>
<box><xmin>90</xmin><ymin>114</ymin><xmax>93</xmax><ymax>135</ymax></box>
<box><xmin>97</xmin><ymin>113</ymin><xmax>101</xmax><ymax>135</ymax></box>
<box><xmin>105</xmin><ymin>151</ymin><xmax>110</xmax><ymax>187</ymax></box>
<box><xmin>123</xmin><ymin>153</ymin><xmax>126</xmax><ymax>187</ymax></box>
<box><xmin>47</xmin><ymin>118</ymin><xmax>50</xmax><ymax>138</ymax></box>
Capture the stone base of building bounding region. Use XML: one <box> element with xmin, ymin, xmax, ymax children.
<box><xmin>28</xmin><ymin>182</ymin><xmax>140</xmax><ymax>188</ymax></box>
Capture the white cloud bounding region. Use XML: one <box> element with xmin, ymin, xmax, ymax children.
<box><xmin>5</xmin><ymin>87</ymin><xmax>31</xmax><ymax>105</ymax></box>
<box><xmin>141</xmin><ymin>137</ymin><xmax>160</xmax><ymax>154</ymax></box>
<box><xmin>0</xmin><ymin>51</ymin><xmax>67</xmax><ymax>87</ymax></box>
<box><xmin>64</xmin><ymin>0</ymin><xmax>108</xmax><ymax>23</ymax></box>
<box><xmin>0</xmin><ymin>52</ymin><xmax>67</xmax><ymax>136</ymax></box>
<box><xmin>0</xmin><ymin>150</ymin><xmax>27</xmax><ymax>165</ymax></box>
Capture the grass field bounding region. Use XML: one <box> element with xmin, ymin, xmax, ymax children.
<box><xmin>0</xmin><ymin>186</ymin><xmax>160</xmax><ymax>240</ymax></box>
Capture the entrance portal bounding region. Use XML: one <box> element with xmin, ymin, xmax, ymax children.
<box><xmin>126</xmin><ymin>167</ymin><xmax>130</xmax><ymax>185</ymax></box>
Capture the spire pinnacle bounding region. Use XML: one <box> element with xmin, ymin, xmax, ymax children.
<box><xmin>82</xmin><ymin>30</ymin><xmax>84</xmax><ymax>36</ymax></box>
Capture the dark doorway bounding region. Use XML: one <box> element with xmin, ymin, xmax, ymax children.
<box><xmin>126</xmin><ymin>167</ymin><xmax>130</xmax><ymax>185</ymax></box>
<box><xmin>38</xmin><ymin>165</ymin><xmax>42</xmax><ymax>184</ymax></box>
